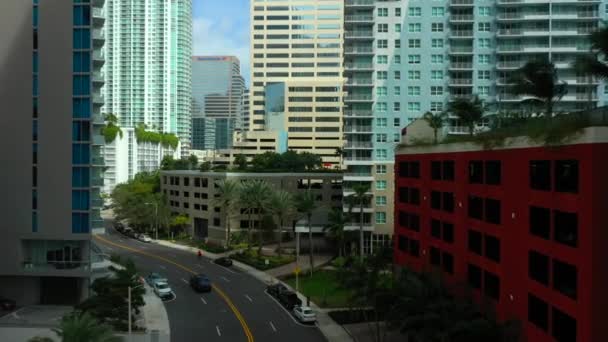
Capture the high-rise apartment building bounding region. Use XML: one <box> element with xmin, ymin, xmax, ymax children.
<box><xmin>343</xmin><ymin>0</ymin><xmax>608</xmax><ymax>254</ymax></box>
<box><xmin>242</xmin><ymin>89</ymin><xmax>251</xmax><ymax>132</ymax></box>
<box><xmin>103</xmin><ymin>0</ymin><xmax>192</xmax><ymax>150</ymax></box>
<box><xmin>249</xmin><ymin>0</ymin><xmax>345</xmax><ymax>166</ymax></box>
<box><xmin>191</xmin><ymin>56</ymin><xmax>246</xmax><ymax>150</ymax></box>
<box><xmin>0</xmin><ymin>0</ymin><xmax>105</xmax><ymax>305</ymax></box>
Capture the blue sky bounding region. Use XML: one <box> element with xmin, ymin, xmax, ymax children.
<box><xmin>193</xmin><ymin>0</ymin><xmax>250</xmax><ymax>85</ymax></box>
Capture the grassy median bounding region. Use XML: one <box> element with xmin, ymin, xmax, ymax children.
<box><xmin>284</xmin><ymin>270</ymin><xmax>352</xmax><ymax>308</ymax></box>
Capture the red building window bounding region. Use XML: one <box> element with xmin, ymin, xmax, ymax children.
<box><xmin>528</xmin><ymin>294</ymin><xmax>549</xmax><ymax>331</ymax></box>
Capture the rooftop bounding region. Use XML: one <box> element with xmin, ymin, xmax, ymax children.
<box><xmin>160</xmin><ymin>170</ymin><xmax>343</xmax><ymax>178</ymax></box>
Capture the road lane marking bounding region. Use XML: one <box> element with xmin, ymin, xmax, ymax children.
<box><xmin>159</xmin><ymin>265</ymin><xmax>166</xmax><ymax>270</ymax></box>
<box><xmin>264</xmin><ymin>290</ymin><xmax>317</xmax><ymax>329</ymax></box>
<box><xmin>200</xmin><ymin>297</ymin><xmax>207</xmax><ymax>305</ymax></box>
<box><xmin>245</xmin><ymin>295</ymin><xmax>253</xmax><ymax>302</ymax></box>
<box><xmin>105</xmin><ymin>247</ymin><xmax>114</xmax><ymax>251</ymax></box>
<box><xmin>269</xmin><ymin>321</ymin><xmax>277</xmax><ymax>332</ymax></box>
<box><xmin>216</xmin><ymin>326</ymin><xmax>221</xmax><ymax>336</ymax></box>
<box><xmin>94</xmin><ymin>234</ymin><xmax>254</xmax><ymax>342</ymax></box>
<box><xmin>222</xmin><ymin>267</ymin><xmax>238</xmax><ymax>274</ymax></box>
<box><xmin>181</xmin><ymin>278</ymin><xmax>188</xmax><ymax>285</ymax></box>
<box><xmin>195</xmin><ymin>264</ymin><xmax>204</xmax><ymax>269</ymax></box>
<box><xmin>220</xmin><ymin>276</ymin><xmax>230</xmax><ymax>283</ymax></box>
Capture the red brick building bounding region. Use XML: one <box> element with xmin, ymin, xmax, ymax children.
<box><xmin>394</xmin><ymin>127</ymin><xmax>608</xmax><ymax>342</ymax></box>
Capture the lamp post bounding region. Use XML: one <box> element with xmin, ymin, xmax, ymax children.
<box><xmin>128</xmin><ymin>282</ymin><xmax>144</xmax><ymax>341</ymax></box>
<box><xmin>145</xmin><ymin>202</ymin><xmax>158</xmax><ymax>240</ymax></box>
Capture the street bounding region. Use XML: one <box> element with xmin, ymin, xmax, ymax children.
<box><xmin>95</xmin><ymin>222</ymin><xmax>326</xmax><ymax>342</ymax></box>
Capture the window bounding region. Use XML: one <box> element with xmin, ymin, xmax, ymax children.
<box><xmin>469</xmin><ymin>161</ymin><xmax>483</xmax><ymax>183</ymax></box>
<box><xmin>478</xmin><ymin>55</ymin><xmax>490</xmax><ymax>64</ymax></box>
<box><xmin>529</xmin><ymin>250</ymin><xmax>550</xmax><ymax>285</ymax></box>
<box><xmin>376</xmin><ymin>212</ymin><xmax>387</xmax><ymax>224</ymax></box>
<box><xmin>555</xmin><ymin>160</ymin><xmax>578</xmax><ymax>193</ymax></box>
<box><xmin>394</xmin><ymin>71</ymin><xmax>401</xmax><ymax>80</ymax></box>
<box><xmin>377</xmin><ymin>118</ymin><xmax>387</xmax><ymax>127</ymax></box>
<box><xmin>395</xmin><ymin>24</ymin><xmax>401</xmax><ymax>32</ymax></box>
<box><xmin>376</xmin><ymin>133</ymin><xmax>387</xmax><ymax>143</ymax></box>
<box><xmin>376</xmin><ymin>87</ymin><xmax>387</xmax><ymax>96</ymax></box>
<box><xmin>376</xmin><ymin>180</ymin><xmax>387</xmax><ymax>190</ymax></box>
<box><xmin>408</xmin><ymin>70</ymin><xmax>421</xmax><ymax>80</ymax></box>
<box><xmin>431</xmin><ymin>70</ymin><xmax>444</xmax><ymax>80</ymax></box>
<box><xmin>468</xmin><ymin>230</ymin><xmax>482</xmax><ymax>255</ymax></box>
<box><xmin>408</xmin><ymin>39</ymin><xmax>421</xmax><ymax>48</ymax></box>
<box><xmin>468</xmin><ymin>196</ymin><xmax>483</xmax><ymax>219</ymax></box>
<box><xmin>530</xmin><ymin>206</ymin><xmax>551</xmax><ymax>239</ymax></box>
<box><xmin>376</xmin><ymin>196</ymin><xmax>387</xmax><ymax>206</ymax></box>
<box><xmin>393</xmin><ymin>102</ymin><xmax>401</xmax><ymax>111</ymax></box>
<box><xmin>485</xmin><ymin>161</ymin><xmax>501</xmax><ymax>185</ymax></box>
<box><xmin>377</xmin><ymin>40</ymin><xmax>387</xmax><ymax>48</ymax></box>
<box><xmin>431</xmin><ymin>102</ymin><xmax>444</xmax><ymax>112</ymax></box>
<box><xmin>377</xmin><ymin>8</ymin><xmax>388</xmax><ymax>17</ymax></box>
<box><xmin>378</xmin><ymin>24</ymin><xmax>388</xmax><ymax>33</ymax></box>
<box><xmin>394</xmin><ymin>55</ymin><xmax>401</xmax><ymax>64</ymax></box>
<box><xmin>431</xmin><ymin>23</ymin><xmax>444</xmax><ymax>32</ymax></box>
<box><xmin>553</xmin><ymin>259</ymin><xmax>577</xmax><ymax>299</ymax></box>
<box><xmin>409</xmin><ymin>240</ymin><xmax>420</xmax><ymax>257</ymax></box>
<box><xmin>398</xmin><ymin>235</ymin><xmax>408</xmax><ymax>252</ymax></box>
<box><xmin>479</xmin><ymin>7</ymin><xmax>491</xmax><ymax>16</ymax></box>
<box><xmin>552</xmin><ymin>307</ymin><xmax>577</xmax><ymax>342</ymax></box>
<box><xmin>431</xmin><ymin>54</ymin><xmax>444</xmax><ymax>64</ymax></box>
<box><xmin>377</xmin><ymin>71</ymin><xmax>387</xmax><ymax>80</ymax></box>
<box><xmin>408</xmin><ymin>23</ymin><xmax>421</xmax><ymax>32</ymax></box>
<box><xmin>484</xmin><ymin>271</ymin><xmax>500</xmax><ymax>300</ymax></box>
<box><xmin>478</xmin><ymin>38</ymin><xmax>491</xmax><ymax>48</ymax></box>
<box><xmin>395</xmin><ymin>8</ymin><xmax>401</xmax><ymax>17</ymax></box>
<box><xmin>478</xmin><ymin>22</ymin><xmax>491</xmax><ymax>32</ymax></box>
<box><xmin>485</xmin><ymin>198</ymin><xmax>501</xmax><ymax>224</ymax></box>
<box><xmin>442</xmin><ymin>253</ymin><xmax>454</xmax><ymax>274</ymax></box>
<box><xmin>377</xmin><ymin>165</ymin><xmax>387</xmax><ymax>174</ymax></box>
<box><xmin>394</xmin><ymin>86</ymin><xmax>401</xmax><ymax>95</ymax></box>
<box><xmin>485</xmin><ymin>235</ymin><xmax>500</xmax><ymax>262</ymax></box>
<box><xmin>430</xmin><ymin>247</ymin><xmax>441</xmax><ymax>266</ymax></box>
<box><xmin>431</xmin><ymin>219</ymin><xmax>441</xmax><ymax>238</ymax></box>
<box><xmin>407</xmin><ymin>86</ymin><xmax>420</xmax><ymax>95</ymax></box>
<box><xmin>377</xmin><ymin>55</ymin><xmax>388</xmax><ymax>64</ymax></box>
<box><xmin>432</xmin><ymin>7</ymin><xmax>444</xmax><ymax>16</ymax></box>
<box><xmin>431</xmin><ymin>39</ymin><xmax>444</xmax><ymax>48</ymax></box>
<box><xmin>431</xmin><ymin>191</ymin><xmax>441</xmax><ymax>210</ymax></box>
<box><xmin>408</xmin><ymin>7</ymin><xmax>421</xmax><ymax>17</ymax></box>
<box><xmin>468</xmin><ymin>264</ymin><xmax>482</xmax><ymax>289</ymax></box>
<box><xmin>430</xmin><ymin>86</ymin><xmax>443</xmax><ymax>96</ymax></box>
<box><xmin>408</xmin><ymin>102</ymin><xmax>420</xmax><ymax>112</ymax></box>
<box><xmin>376</xmin><ymin>149</ymin><xmax>388</xmax><ymax>160</ymax></box>
<box><xmin>443</xmin><ymin>192</ymin><xmax>454</xmax><ymax>212</ymax></box>
<box><xmin>528</xmin><ymin>294</ymin><xmax>549</xmax><ymax>331</ymax></box>
<box><xmin>398</xmin><ymin>161</ymin><xmax>420</xmax><ymax>178</ymax></box>
<box><xmin>530</xmin><ymin>160</ymin><xmax>551</xmax><ymax>190</ymax></box>
<box><xmin>442</xmin><ymin>223</ymin><xmax>454</xmax><ymax>243</ymax></box>
<box><xmin>554</xmin><ymin>210</ymin><xmax>578</xmax><ymax>247</ymax></box>
<box><xmin>431</xmin><ymin>162</ymin><xmax>441</xmax><ymax>180</ymax></box>
<box><xmin>408</xmin><ymin>55</ymin><xmax>421</xmax><ymax>64</ymax></box>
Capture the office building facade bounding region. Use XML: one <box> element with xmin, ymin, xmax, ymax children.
<box><xmin>0</xmin><ymin>0</ymin><xmax>106</xmax><ymax>305</ymax></box>
<box><xmin>249</xmin><ymin>0</ymin><xmax>345</xmax><ymax>166</ymax></box>
<box><xmin>394</xmin><ymin>125</ymin><xmax>608</xmax><ymax>342</ymax></box>
<box><xmin>343</xmin><ymin>0</ymin><xmax>608</xmax><ymax>254</ymax></box>
<box><xmin>103</xmin><ymin>0</ymin><xmax>193</xmax><ymax>150</ymax></box>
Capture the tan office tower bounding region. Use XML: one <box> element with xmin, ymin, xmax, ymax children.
<box><xmin>249</xmin><ymin>0</ymin><xmax>344</xmax><ymax>166</ymax></box>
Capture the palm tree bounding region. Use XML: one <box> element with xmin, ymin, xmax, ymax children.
<box><xmin>573</xmin><ymin>26</ymin><xmax>608</xmax><ymax>80</ymax></box>
<box><xmin>214</xmin><ymin>179</ymin><xmax>241</xmax><ymax>249</ymax></box>
<box><xmin>510</xmin><ymin>59</ymin><xmax>567</xmax><ymax>117</ymax></box>
<box><xmin>348</xmin><ymin>183</ymin><xmax>371</xmax><ymax>261</ymax></box>
<box><xmin>447</xmin><ymin>95</ymin><xmax>485</xmax><ymax>136</ymax></box>
<box><xmin>101</xmin><ymin>114</ymin><xmax>123</xmax><ymax>144</ymax></box>
<box><xmin>295</xmin><ymin>190</ymin><xmax>317</xmax><ymax>275</ymax></box>
<box><xmin>269</xmin><ymin>190</ymin><xmax>296</xmax><ymax>257</ymax></box>
<box><xmin>422</xmin><ymin>111</ymin><xmax>446</xmax><ymax>143</ymax></box>
<box><xmin>240</xmin><ymin>180</ymin><xmax>272</xmax><ymax>253</ymax></box>
<box><xmin>47</xmin><ymin>312</ymin><xmax>122</xmax><ymax>342</ymax></box>
<box><xmin>324</xmin><ymin>208</ymin><xmax>349</xmax><ymax>257</ymax></box>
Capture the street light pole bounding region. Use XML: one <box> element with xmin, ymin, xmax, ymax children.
<box><xmin>145</xmin><ymin>202</ymin><xmax>159</xmax><ymax>240</ymax></box>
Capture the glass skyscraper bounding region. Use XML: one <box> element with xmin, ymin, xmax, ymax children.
<box><xmin>103</xmin><ymin>0</ymin><xmax>193</xmax><ymax>150</ymax></box>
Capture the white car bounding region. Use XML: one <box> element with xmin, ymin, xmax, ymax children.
<box><xmin>153</xmin><ymin>281</ymin><xmax>173</xmax><ymax>300</ymax></box>
<box><xmin>138</xmin><ymin>234</ymin><xmax>152</xmax><ymax>243</ymax></box>
<box><xmin>293</xmin><ymin>306</ymin><xmax>316</xmax><ymax>323</ymax></box>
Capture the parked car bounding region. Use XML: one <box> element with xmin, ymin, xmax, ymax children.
<box><xmin>190</xmin><ymin>274</ymin><xmax>212</xmax><ymax>293</ymax></box>
<box><xmin>113</xmin><ymin>222</ymin><xmax>124</xmax><ymax>232</ymax></box>
<box><xmin>122</xmin><ymin>227</ymin><xmax>135</xmax><ymax>237</ymax></box>
<box><xmin>152</xmin><ymin>281</ymin><xmax>173</xmax><ymax>300</ymax></box>
<box><xmin>293</xmin><ymin>306</ymin><xmax>316</xmax><ymax>323</ymax></box>
<box><xmin>214</xmin><ymin>257</ymin><xmax>233</xmax><ymax>267</ymax></box>
<box><xmin>267</xmin><ymin>283</ymin><xmax>288</xmax><ymax>298</ymax></box>
<box><xmin>145</xmin><ymin>273</ymin><xmax>168</xmax><ymax>286</ymax></box>
<box><xmin>137</xmin><ymin>234</ymin><xmax>152</xmax><ymax>243</ymax></box>
<box><xmin>0</xmin><ymin>297</ymin><xmax>16</xmax><ymax>311</ymax></box>
<box><xmin>278</xmin><ymin>291</ymin><xmax>302</xmax><ymax>310</ymax></box>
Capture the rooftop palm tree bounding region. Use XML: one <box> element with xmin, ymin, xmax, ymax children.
<box><xmin>51</xmin><ymin>312</ymin><xmax>122</xmax><ymax>342</ymax></box>
<box><xmin>295</xmin><ymin>189</ymin><xmax>317</xmax><ymax>276</ymax></box>
<box><xmin>422</xmin><ymin>111</ymin><xmax>446</xmax><ymax>143</ymax></box>
<box><xmin>324</xmin><ymin>208</ymin><xmax>349</xmax><ymax>258</ymax></box>
<box><xmin>448</xmin><ymin>95</ymin><xmax>485</xmax><ymax>136</ymax></box>
<box><xmin>214</xmin><ymin>179</ymin><xmax>241</xmax><ymax>249</ymax></box>
<box><xmin>348</xmin><ymin>183</ymin><xmax>371</xmax><ymax>261</ymax></box>
<box><xmin>510</xmin><ymin>59</ymin><xmax>567</xmax><ymax>117</ymax></box>
<box><xmin>269</xmin><ymin>189</ymin><xmax>296</xmax><ymax>257</ymax></box>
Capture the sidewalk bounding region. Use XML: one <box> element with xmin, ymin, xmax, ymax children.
<box><xmin>141</xmin><ymin>282</ymin><xmax>171</xmax><ymax>339</ymax></box>
<box><xmin>266</xmin><ymin>254</ymin><xmax>334</xmax><ymax>277</ymax></box>
<box><xmin>155</xmin><ymin>239</ymin><xmax>353</xmax><ymax>342</ymax></box>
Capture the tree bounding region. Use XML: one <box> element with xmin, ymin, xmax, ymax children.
<box><xmin>187</xmin><ymin>154</ymin><xmax>198</xmax><ymax>170</ymax></box>
<box><xmin>199</xmin><ymin>161</ymin><xmax>212</xmax><ymax>172</ymax></box>
<box><xmin>160</xmin><ymin>156</ymin><xmax>176</xmax><ymax>171</ymax></box>
<box><xmin>422</xmin><ymin>111</ymin><xmax>446</xmax><ymax>144</ymax></box>
<box><xmin>101</xmin><ymin>114</ymin><xmax>123</xmax><ymax>144</ymax></box>
<box><xmin>214</xmin><ymin>179</ymin><xmax>241</xmax><ymax>248</ymax></box>
<box><xmin>169</xmin><ymin>214</ymin><xmax>189</xmax><ymax>237</ymax></box>
<box><xmin>324</xmin><ymin>208</ymin><xmax>349</xmax><ymax>257</ymax></box>
<box><xmin>448</xmin><ymin>95</ymin><xmax>485</xmax><ymax>136</ymax></box>
<box><xmin>77</xmin><ymin>259</ymin><xmax>144</xmax><ymax>332</ymax></box>
<box><xmin>269</xmin><ymin>190</ymin><xmax>296</xmax><ymax>257</ymax></box>
<box><xmin>49</xmin><ymin>312</ymin><xmax>122</xmax><ymax>342</ymax></box>
<box><xmin>234</xmin><ymin>154</ymin><xmax>248</xmax><ymax>171</ymax></box>
<box><xmin>510</xmin><ymin>59</ymin><xmax>567</xmax><ymax>117</ymax></box>
<box><xmin>573</xmin><ymin>26</ymin><xmax>608</xmax><ymax>80</ymax></box>
<box><xmin>239</xmin><ymin>180</ymin><xmax>272</xmax><ymax>251</ymax></box>
<box><xmin>348</xmin><ymin>183</ymin><xmax>371</xmax><ymax>261</ymax></box>
<box><xmin>295</xmin><ymin>190</ymin><xmax>317</xmax><ymax>276</ymax></box>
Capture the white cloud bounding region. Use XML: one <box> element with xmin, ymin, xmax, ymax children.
<box><xmin>193</xmin><ymin>17</ymin><xmax>250</xmax><ymax>86</ymax></box>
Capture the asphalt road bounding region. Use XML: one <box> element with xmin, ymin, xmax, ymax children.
<box><xmin>95</xmin><ymin>222</ymin><xmax>326</xmax><ymax>342</ymax></box>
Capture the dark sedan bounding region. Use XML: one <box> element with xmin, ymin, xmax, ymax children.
<box><xmin>190</xmin><ymin>274</ymin><xmax>212</xmax><ymax>293</ymax></box>
<box><xmin>213</xmin><ymin>257</ymin><xmax>233</xmax><ymax>267</ymax></box>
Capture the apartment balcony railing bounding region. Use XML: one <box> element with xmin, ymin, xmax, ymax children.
<box><xmin>449</xmin><ymin>62</ymin><xmax>473</xmax><ymax>69</ymax></box>
<box><xmin>92</xmin><ymin>175</ymin><xmax>104</xmax><ymax>187</ymax></box>
<box><xmin>343</xmin><ymin>156</ymin><xmax>373</xmax><ymax>162</ymax></box>
<box><xmin>344</xmin><ymin>142</ymin><xmax>374</xmax><ymax>148</ymax></box>
<box><xmin>449</xmin><ymin>78</ymin><xmax>474</xmax><ymax>85</ymax></box>
<box><xmin>345</xmin><ymin>0</ymin><xmax>375</xmax><ymax>6</ymax></box>
<box><xmin>92</xmin><ymin>71</ymin><xmax>104</xmax><ymax>84</ymax></box>
<box><xmin>345</xmin><ymin>94</ymin><xmax>373</xmax><ymax>101</ymax></box>
<box><xmin>22</xmin><ymin>261</ymin><xmax>91</xmax><ymax>272</ymax></box>
<box><xmin>345</xmin><ymin>78</ymin><xmax>373</xmax><ymax>86</ymax></box>
<box><xmin>344</xmin><ymin>125</ymin><xmax>373</xmax><ymax>133</ymax></box>
<box><xmin>344</xmin><ymin>110</ymin><xmax>374</xmax><ymax>117</ymax></box>
<box><xmin>92</xmin><ymin>29</ymin><xmax>105</xmax><ymax>44</ymax></box>
<box><xmin>344</xmin><ymin>46</ymin><xmax>373</xmax><ymax>54</ymax></box>
<box><xmin>345</xmin><ymin>15</ymin><xmax>374</xmax><ymax>22</ymax></box>
<box><xmin>345</xmin><ymin>31</ymin><xmax>374</xmax><ymax>39</ymax></box>
<box><xmin>450</xmin><ymin>30</ymin><xmax>474</xmax><ymax>37</ymax></box>
<box><xmin>449</xmin><ymin>47</ymin><xmax>474</xmax><ymax>54</ymax></box>
<box><xmin>497</xmin><ymin>61</ymin><xmax>523</xmax><ymax>69</ymax></box>
<box><xmin>450</xmin><ymin>14</ymin><xmax>474</xmax><ymax>22</ymax></box>
<box><xmin>91</xmin><ymin>198</ymin><xmax>104</xmax><ymax>208</ymax></box>
<box><xmin>449</xmin><ymin>0</ymin><xmax>474</xmax><ymax>6</ymax></box>
<box><xmin>91</xmin><ymin>155</ymin><xmax>105</xmax><ymax>166</ymax></box>
<box><xmin>344</xmin><ymin>172</ymin><xmax>373</xmax><ymax>178</ymax></box>
<box><xmin>344</xmin><ymin>63</ymin><xmax>373</xmax><ymax>70</ymax></box>
<box><xmin>92</xmin><ymin>8</ymin><xmax>104</xmax><ymax>26</ymax></box>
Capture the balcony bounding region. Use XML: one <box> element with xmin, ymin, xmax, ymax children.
<box><xmin>92</xmin><ymin>155</ymin><xmax>105</xmax><ymax>166</ymax></box>
<box><xmin>449</xmin><ymin>78</ymin><xmax>474</xmax><ymax>86</ymax></box>
<box><xmin>344</xmin><ymin>63</ymin><xmax>373</xmax><ymax>70</ymax></box>
<box><xmin>344</xmin><ymin>125</ymin><xmax>373</xmax><ymax>133</ymax></box>
<box><xmin>345</xmin><ymin>15</ymin><xmax>374</xmax><ymax>23</ymax></box>
<box><xmin>92</xmin><ymin>135</ymin><xmax>105</xmax><ymax>146</ymax></box>
<box><xmin>92</xmin><ymin>50</ymin><xmax>104</xmax><ymax>67</ymax></box>
<box><xmin>344</xmin><ymin>141</ymin><xmax>374</xmax><ymax>149</ymax></box>
<box><xmin>345</xmin><ymin>94</ymin><xmax>373</xmax><ymax>102</ymax></box>
<box><xmin>450</xmin><ymin>14</ymin><xmax>474</xmax><ymax>22</ymax></box>
<box><xmin>92</xmin><ymin>71</ymin><xmax>104</xmax><ymax>85</ymax></box>
<box><xmin>344</xmin><ymin>109</ymin><xmax>374</xmax><ymax>117</ymax></box>
<box><xmin>345</xmin><ymin>0</ymin><xmax>375</xmax><ymax>7</ymax></box>
<box><xmin>22</xmin><ymin>240</ymin><xmax>91</xmax><ymax>275</ymax></box>
<box><xmin>449</xmin><ymin>47</ymin><xmax>474</xmax><ymax>54</ymax></box>
<box><xmin>92</xmin><ymin>8</ymin><xmax>104</xmax><ymax>27</ymax></box>
<box><xmin>345</xmin><ymin>78</ymin><xmax>373</xmax><ymax>86</ymax></box>
<box><xmin>93</xmin><ymin>0</ymin><xmax>105</xmax><ymax>7</ymax></box>
<box><xmin>449</xmin><ymin>62</ymin><xmax>473</xmax><ymax>70</ymax></box>
<box><xmin>450</xmin><ymin>30</ymin><xmax>474</xmax><ymax>38</ymax></box>
<box><xmin>496</xmin><ymin>61</ymin><xmax>524</xmax><ymax>69</ymax></box>
<box><xmin>449</xmin><ymin>0</ymin><xmax>474</xmax><ymax>6</ymax></box>
<box><xmin>92</xmin><ymin>93</ymin><xmax>104</xmax><ymax>106</ymax></box>
<box><xmin>345</xmin><ymin>31</ymin><xmax>374</xmax><ymax>39</ymax></box>
<box><xmin>92</xmin><ymin>29</ymin><xmax>105</xmax><ymax>46</ymax></box>
<box><xmin>344</xmin><ymin>46</ymin><xmax>374</xmax><ymax>55</ymax></box>
<box><xmin>92</xmin><ymin>175</ymin><xmax>104</xmax><ymax>187</ymax></box>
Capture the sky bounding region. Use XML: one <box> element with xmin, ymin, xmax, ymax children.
<box><xmin>193</xmin><ymin>0</ymin><xmax>251</xmax><ymax>86</ymax></box>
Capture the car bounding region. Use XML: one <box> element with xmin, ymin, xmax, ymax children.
<box><xmin>267</xmin><ymin>283</ymin><xmax>288</xmax><ymax>298</ymax></box>
<box><xmin>114</xmin><ymin>222</ymin><xmax>124</xmax><ymax>232</ymax></box>
<box><xmin>137</xmin><ymin>234</ymin><xmax>152</xmax><ymax>243</ymax></box>
<box><xmin>293</xmin><ymin>306</ymin><xmax>316</xmax><ymax>323</ymax></box>
<box><xmin>0</xmin><ymin>297</ymin><xmax>16</xmax><ymax>311</ymax></box>
<box><xmin>145</xmin><ymin>273</ymin><xmax>168</xmax><ymax>286</ymax></box>
<box><xmin>190</xmin><ymin>274</ymin><xmax>212</xmax><ymax>293</ymax></box>
<box><xmin>122</xmin><ymin>227</ymin><xmax>135</xmax><ymax>237</ymax></box>
<box><xmin>152</xmin><ymin>281</ymin><xmax>173</xmax><ymax>300</ymax></box>
<box><xmin>214</xmin><ymin>257</ymin><xmax>233</xmax><ymax>267</ymax></box>
<box><xmin>278</xmin><ymin>291</ymin><xmax>302</xmax><ymax>310</ymax></box>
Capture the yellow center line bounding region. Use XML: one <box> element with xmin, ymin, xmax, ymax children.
<box><xmin>94</xmin><ymin>234</ymin><xmax>254</xmax><ymax>342</ymax></box>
